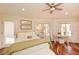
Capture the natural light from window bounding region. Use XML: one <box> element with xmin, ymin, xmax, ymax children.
<box><xmin>61</xmin><ymin>24</ymin><xmax>71</xmax><ymax>36</ymax></box>
<box><xmin>4</xmin><ymin>21</ymin><xmax>15</xmax><ymax>44</ymax></box>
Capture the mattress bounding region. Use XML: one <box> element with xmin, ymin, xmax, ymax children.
<box><xmin>13</xmin><ymin>43</ymin><xmax>55</xmax><ymax>55</ymax></box>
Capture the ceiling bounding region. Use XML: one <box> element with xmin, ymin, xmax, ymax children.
<box><xmin>0</xmin><ymin>3</ymin><xmax>79</xmax><ymax>19</ymax></box>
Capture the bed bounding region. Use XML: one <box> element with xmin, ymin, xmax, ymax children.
<box><xmin>1</xmin><ymin>39</ymin><xmax>55</xmax><ymax>55</ymax></box>
<box><xmin>12</xmin><ymin>43</ymin><xmax>55</xmax><ymax>55</ymax></box>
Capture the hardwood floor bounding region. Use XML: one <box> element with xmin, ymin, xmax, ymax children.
<box><xmin>50</xmin><ymin>41</ymin><xmax>79</xmax><ymax>55</ymax></box>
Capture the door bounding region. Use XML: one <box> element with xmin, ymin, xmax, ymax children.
<box><xmin>3</xmin><ymin>21</ymin><xmax>15</xmax><ymax>47</ymax></box>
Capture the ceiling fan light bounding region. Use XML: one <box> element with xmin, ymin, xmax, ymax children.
<box><xmin>50</xmin><ymin>8</ymin><xmax>55</xmax><ymax>11</ymax></box>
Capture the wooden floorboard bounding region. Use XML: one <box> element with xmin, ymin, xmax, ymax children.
<box><xmin>50</xmin><ymin>41</ymin><xmax>79</xmax><ymax>55</ymax></box>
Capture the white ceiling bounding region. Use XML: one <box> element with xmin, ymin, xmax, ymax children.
<box><xmin>0</xmin><ymin>3</ymin><xmax>79</xmax><ymax>19</ymax></box>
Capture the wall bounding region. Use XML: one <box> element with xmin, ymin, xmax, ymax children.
<box><xmin>0</xmin><ymin>17</ymin><xmax>4</xmax><ymax>48</ymax></box>
<box><xmin>0</xmin><ymin>18</ymin><xmax>2</xmax><ymax>48</ymax></box>
<box><xmin>0</xmin><ymin>15</ymin><xmax>79</xmax><ymax>48</ymax></box>
<box><xmin>1</xmin><ymin>16</ymin><xmax>52</xmax><ymax>43</ymax></box>
<box><xmin>51</xmin><ymin>18</ymin><xmax>79</xmax><ymax>43</ymax></box>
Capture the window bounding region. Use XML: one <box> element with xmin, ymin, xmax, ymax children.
<box><xmin>35</xmin><ymin>23</ymin><xmax>50</xmax><ymax>39</ymax></box>
<box><xmin>44</xmin><ymin>24</ymin><xmax>50</xmax><ymax>36</ymax></box>
<box><xmin>61</xmin><ymin>24</ymin><xmax>71</xmax><ymax>36</ymax></box>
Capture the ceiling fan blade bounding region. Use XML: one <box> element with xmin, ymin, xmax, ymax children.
<box><xmin>42</xmin><ymin>8</ymin><xmax>50</xmax><ymax>11</ymax></box>
<box><xmin>46</xmin><ymin>3</ymin><xmax>52</xmax><ymax>8</ymax></box>
<box><xmin>55</xmin><ymin>7</ymin><xmax>62</xmax><ymax>10</ymax></box>
<box><xmin>54</xmin><ymin>3</ymin><xmax>62</xmax><ymax>7</ymax></box>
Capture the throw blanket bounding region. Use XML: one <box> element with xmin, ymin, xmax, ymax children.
<box><xmin>0</xmin><ymin>39</ymin><xmax>50</xmax><ymax>55</ymax></box>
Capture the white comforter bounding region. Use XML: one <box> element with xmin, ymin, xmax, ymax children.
<box><xmin>13</xmin><ymin>43</ymin><xmax>55</xmax><ymax>55</ymax></box>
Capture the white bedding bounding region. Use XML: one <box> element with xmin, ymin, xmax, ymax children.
<box><xmin>13</xmin><ymin>43</ymin><xmax>55</xmax><ymax>55</ymax></box>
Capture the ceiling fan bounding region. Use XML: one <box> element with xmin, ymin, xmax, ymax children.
<box><xmin>43</xmin><ymin>3</ymin><xmax>63</xmax><ymax>14</ymax></box>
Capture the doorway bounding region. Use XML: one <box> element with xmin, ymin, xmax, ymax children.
<box><xmin>3</xmin><ymin>21</ymin><xmax>15</xmax><ymax>47</ymax></box>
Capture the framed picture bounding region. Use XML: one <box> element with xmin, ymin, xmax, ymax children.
<box><xmin>20</xmin><ymin>20</ymin><xmax>32</xmax><ymax>30</ymax></box>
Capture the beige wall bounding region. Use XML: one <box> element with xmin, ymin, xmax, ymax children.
<box><xmin>0</xmin><ymin>18</ymin><xmax>2</xmax><ymax>48</ymax></box>
<box><xmin>52</xmin><ymin>19</ymin><xmax>79</xmax><ymax>43</ymax></box>
<box><xmin>0</xmin><ymin>15</ymin><xmax>79</xmax><ymax>48</ymax></box>
<box><xmin>0</xmin><ymin>17</ymin><xmax>3</xmax><ymax>48</ymax></box>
